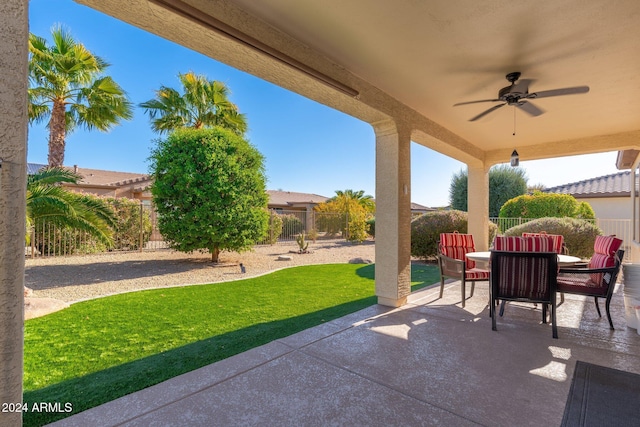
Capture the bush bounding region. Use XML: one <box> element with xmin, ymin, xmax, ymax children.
<box><xmin>366</xmin><ymin>217</ymin><xmax>375</xmax><ymax>238</ymax></box>
<box><xmin>499</xmin><ymin>192</ymin><xmax>595</xmax><ymax>219</ymax></box>
<box><xmin>280</xmin><ymin>214</ymin><xmax>305</xmax><ymax>237</ymax></box>
<box><xmin>265</xmin><ymin>212</ymin><xmax>283</xmax><ymax>244</ymax></box>
<box><xmin>104</xmin><ymin>198</ymin><xmax>153</xmax><ymax>250</ymax></box>
<box><xmin>503</xmin><ymin>217</ymin><xmax>602</xmax><ymax>259</ymax></box>
<box><xmin>411</xmin><ymin>210</ymin><xmax>498</xmax><ymax>260</ymax></box>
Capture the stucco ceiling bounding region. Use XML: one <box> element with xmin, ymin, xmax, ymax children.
<box><xmin>79</xmin><ymin>0</ymin><xmax>640</xmax><ymax>165</ymax></box>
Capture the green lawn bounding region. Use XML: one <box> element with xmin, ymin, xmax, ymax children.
<box><xmin>23</xmin><ymin>262</ymin><xmax>439</xmax><ymax>426</ymax></box>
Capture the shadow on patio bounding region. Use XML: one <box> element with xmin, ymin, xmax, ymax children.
<box><xmin>51</xmin><ymin>281</ymin><xmax>640</xmax><ymax>426</ymax></box>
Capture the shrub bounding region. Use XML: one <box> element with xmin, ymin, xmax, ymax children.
<box><xmin>411</xmin><ymin>210</ymin><xmax>498</xmax><ymax>260</ymax></box>
<box><xmin>499</xmin><ymin>191</ymin><xmax>595</xmax><ymax>220</ymax></box>
<box><xmin>366</xmin><ymin>217</ymin><xmax>375</xmax><ymax>238</ymax></box>
<box><xmin>104</xmin><ymin>198</ymin><xmax>153</xmax><ymax>251</ymax></box>
<box><xmin>503</xmin><ymin>217</ymin><xmax>602</xmax><ymax>259</ymax></box>
<box><xmin>280</xmin><ymin>213</ymin><xmax>305</xmax><ymax>237</ymax></box>
<box><xmin>265</xmin><ymin>212</ymin><xmax>283</xmax><ymax>244</ymax></box>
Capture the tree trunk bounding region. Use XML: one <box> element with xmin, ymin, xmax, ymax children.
<box><xmin>211</xmin><ymin>245</ymin><xmax>221</xmax><ymax>263</ymax></box>
<box><xmin>48</xmin><ymin>100</ymin><xmax>67</xmax><ymax>167</ymax></box>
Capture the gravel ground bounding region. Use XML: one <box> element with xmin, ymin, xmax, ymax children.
<box><xmin>25</xmin><ymin>239</ymin><xmax>376</xmax><ymax>303</ymax></box>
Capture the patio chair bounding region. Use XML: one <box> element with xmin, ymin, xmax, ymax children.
<box><xmin>437</xmin><ymin>231</ymin><xmax>489</xmax><ymax>308</ymax></box>
<box><xmin>557</xmin><ymin>235</ymin><xmax>624</xmax><ymax>330</ymax></box>
<box><xmin>522</xmin><ymin>232</ymin><xmax>568</xmax><ymax>304</ymax></box>
<box><xmin>492</xmin><ymin>235</ymin><xmax>558</xmax><ymax>316</ymax></box>
<box><xmin>490</xmin><ymin>250</ymin><xmax>559</xmax><ymax>338</ymax></box>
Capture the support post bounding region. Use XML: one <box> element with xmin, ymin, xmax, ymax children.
<box><xmin>374</xmin><ymin>120</ymin><xmax>412</xmax><ymax>307</ymax></box>
<box><xmin>0</xmin><ymin>1</ymin><xmax>28</xmax><ymax>425</ymax></box>
<box><xmin>467</xmin><ymin>164</ymin><xmax>490</xmax><ymax>251</ymax></box>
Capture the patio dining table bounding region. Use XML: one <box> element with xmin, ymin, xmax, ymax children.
<box><xmin>466</xmin><ymin>251</ymin><xmax>582</xmax><ymax>266</ymax></box>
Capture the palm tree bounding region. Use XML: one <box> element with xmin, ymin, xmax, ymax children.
<box><xmin>140</xmin><ymin>71</ymin><xmax>247</xmax><ymax>135</ymax></box>
<box><xmin>27</xmin><ymin>167</ymin><xmax>116</xmax><ymax>246</ymax></box>
<box><xmin>332</xmin><ymin>189</ymin><xmax>375</xmax><ymax>213</ymax></box>
<box><xmin>28</xmin><ymin>26</ymin><xmax>133</xmax><ymax>167</ymax></box>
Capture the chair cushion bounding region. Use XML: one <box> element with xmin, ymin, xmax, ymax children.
<box><xmin>522</xmin><ymin>232</ymin><xmax>564</xmax><ymax>254</ymax></box>
<box><xmin>493</xmin><ymin>235</ymin><xmax>555</xmax><ymax>252</ymax></box>
<box><xmin>588</xmin><ymin>236</ymin><xmax>623</xmax><ymax>282</ymax></box>
<box><xmin>440</xmin><ymin>232</ymin><xmax>478</xmax><ymax>268</ymax></box>
<box><xmin>494</xmin><ymin>254</ymin><xmax>552</xmax><ymax>299</ymax></box>
<box><xmin>557</xmin><ymin>275</ymin><xmax>607</xmax><ymax>296</ymax></box>
<box><xmin>465</xmin><ymin>268</ymin><xmax>490</xmax><ymax>281</ymax></box>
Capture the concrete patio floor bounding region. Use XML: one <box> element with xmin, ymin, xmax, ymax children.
<box><xmin>51</xmin><ymin>280</ymin><xmax>640</xmax><ymax>426</ymax></box>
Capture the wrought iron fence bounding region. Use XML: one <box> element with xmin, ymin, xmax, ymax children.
<box><xmin>489</xmin><ymin>217</ymin><xmax>632</xmax><ymax>260</ymax></box>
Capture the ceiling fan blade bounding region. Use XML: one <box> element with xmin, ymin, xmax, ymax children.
<box><xmin>453</xmin><ymin>99</ymin><xmax>500</xmax><ymax>106</ymax></box>
<box><xmin>527</xmin><ymin>86</ymin><xmax>590</xmax><ymax>99</ymax></box>
<box><xmin>516</xmin><ymin>100</ymin><xmax>544</xmax><ymax>117</ymax></box>
<box><xmin>469</xmin><ymin>103</ymin><xmax>506</xmax><ymax>121</ymax></box>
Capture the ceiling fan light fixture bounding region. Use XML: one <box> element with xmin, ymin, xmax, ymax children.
<box><xmin>510</xmin><ymin>150</ymin><xmax>520</xmax><ymax>167</ymax></box>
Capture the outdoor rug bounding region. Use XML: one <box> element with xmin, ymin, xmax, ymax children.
<box><xmin>561</xmin><ymin>360</ymin><xmax>640</xmax><ymax>426</ymax></box>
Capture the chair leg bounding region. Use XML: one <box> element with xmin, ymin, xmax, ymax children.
<box><xmin>551</xmin><ymin>302</ymin><xmax>558</xmax><ymax>339</ymax></box>
<box><xmin>499</xmin><ymin>300</ymin><xmax>506</xmax><ymax>317</ymax></box>
<box><xmin>605</xmin><ymin>296</ymin><xmax>615</xmax><ymax>330</ymax></box>
<box><xmin>439</xmin><ymin>277</ymin><xmax>445</xmax><ymax>299</ymax></box>
<box><xmin>461</xmin><ymin>279</ymin><xmax>466</xmax><ymax>308</ymax></box>
<box><xmin>542</xmin><ymin>304</ymin><xmax>548</xmax><ymax>324</ymax></box>
<box><xmin>594</xmin><ymin>297</ymin><xmax>602</xmax><ymax>317</ymax></box>
<box><xmin>470</xmin><ymin>281</ymin><xmax>475</xmax><ymax>298</ymax></box>
<box><xmin>491</xmin><ymin>296</ymin><xmax>497</xmax><ymax>331</ymax></box>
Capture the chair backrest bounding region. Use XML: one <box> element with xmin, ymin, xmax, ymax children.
<box><xmin>492</xmin><ymin>235</ymin><xmax>556</xmax><ymax>252</ymax></box>
<box><xmin>490</xmin><ymin>251</ymin><xmax>558</xmax><ymax>302</ymax></box>
<box><xmin>439</xmin><ymin>232</ymin><xmax>477</xmax><ymax>268</ymax></box>
<box><xmin>522</xmin><ymin>232</ymin><xmax>565</xmax><ymax>254</ymax></box>
<box><xmin>589</xmin><ymin>235</ymin><xmax>623</xmax><ymax>283</ymax></box>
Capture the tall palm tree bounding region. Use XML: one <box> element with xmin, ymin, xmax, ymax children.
<box><xmin>27</xmin><ymin>167</ymin><xmax>116</xmax><ymax>246</ymax></box>
<box><xmin>140</xmin><ymin>71</ymin><xmax>247</xmax><ymax>135</ymax></box>
<box><xmin>28</xmin><ymin>26</ymin><xmax>133</xmax><ymax>167</ymax></box>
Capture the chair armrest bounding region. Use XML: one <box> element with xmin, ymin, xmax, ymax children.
<box><xmin>438</xmin><ymin>253</ymin><xmax>465</xmax><ymax>265</ymax></box>
<box><xmin>559</xmin><ymin>266</ymin><xmax>616</xmax><ymax>274</ymax></box>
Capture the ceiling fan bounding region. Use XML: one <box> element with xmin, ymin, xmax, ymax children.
<box><xmin>454</xmin><ymin>72</ymin><xmax>589</xmax><ymax>122</ymax></box>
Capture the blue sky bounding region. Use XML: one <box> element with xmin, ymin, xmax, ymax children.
<box><xmin>28</xmin><ymin>0</ymin><xmax>622</xmax><ymax>207</ymax></box>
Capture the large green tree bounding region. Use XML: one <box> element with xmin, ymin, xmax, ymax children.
<box><xmin>27</xmin><ymin>167</ymin><xmax>116</xmax><ymax>246</ymax></box>
<box><xmin>449</xmin><ymin>165</ymin><xmax>528</xmax><ymax>217</ymax></box>
<box><xmin>28</xmin><ymin>26</ymin><xmax>133</xmax><ymax>167</ymax></box>
<box><xmin>140</xmin><ymin>71</ymin><xmax>247</xmax><ymax>135</ymax></box>
<box><xmin>150</xmin><ymin>128</ymin><xmax>269</xmax><ymax>262</ymax></box>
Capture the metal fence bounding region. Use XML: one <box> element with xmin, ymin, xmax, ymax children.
<box><xmin>489</xmin><ymin>217</ymin><xmax>632</xmax><ymax>260</ymax></box>
<box><xmin>257</xmin><ymin>210</ymin><xmax>348</xmax><ymax>245</ymax></box>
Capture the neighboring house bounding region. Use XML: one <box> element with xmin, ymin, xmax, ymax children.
<box><xmin>410</xmin><ymin>202</ymin><xmax>434</xmax><ymax>216</ymax></box>
<box><xmin>544</xmin><ymin>171</ymin><xmax>632</xmax><ymax>220</ymax></box>
<box><xmin>28</xmin><ymin>163</ymin><xmax>154</xmax><ymax>204</ymax></box>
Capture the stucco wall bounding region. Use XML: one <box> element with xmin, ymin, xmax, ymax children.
<box><xmin>580</xmin><ymin>197</ymin><xmax>630</xmax><ymax>220</ymax></box>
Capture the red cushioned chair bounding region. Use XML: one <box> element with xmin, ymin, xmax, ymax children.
<box><xmin>490</xmin><ymin>248</ymin><xmax>559</xmax><ymax>339</ymax></box>
<box><xmin>437</xmin><ymin>232</ymin><xmax>489</xmax><ymax>308</ymax></box>
<box><xmin>492</xmin><ymin>235</ymin><xmax>558</xmax><ymax>319</ymax></box>
<box><xmin>522</xmin><ymin>232</ymin><xmax>568</xmax><ymax>304</ymax></box>
<box><xmin>557</xmin><ymin>235</ymin><xmax>624</xmax><ymax>330</ymax></box>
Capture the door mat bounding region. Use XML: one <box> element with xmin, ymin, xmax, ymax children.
<box><xmin>561</xmin><ymin>360</ymin><xmax>640</xmax><ymax>426</ymax></box>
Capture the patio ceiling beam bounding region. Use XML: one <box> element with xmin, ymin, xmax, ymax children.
<box><xmin>484</xmin><ymin>130</ymin><xmax>640</xmax><ymax>166</ymax></box>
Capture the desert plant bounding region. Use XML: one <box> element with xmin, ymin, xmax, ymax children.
<box><xmin>296</xmin><ymin>233</ymin><xmax>309</xmax><ymax>253</ymax></box>
<box><xmin>265</xmin><ymin>211</ymin><xmax>283</xmax><ymax>244</ymax></box>
<box><xmin>411</xmin><ymin>210</ymin><xmax>498</xmax><ymax>260</ymax></box>
<box><xmin>502</xmin><ymin>217</ymin><xmax>602</xmax><ymax>259</ymax></box>
<box><xmin>104</xmin><ymin>198</ymin><xmax>153</xmax><ymax>250</ymax></box>
<box><xmin>306</xmin><ymin>228</ymin><xmax>318</xmax><ymax>242</ymax></box>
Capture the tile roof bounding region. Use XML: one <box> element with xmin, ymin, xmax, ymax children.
<box><xmin>267</xmin><ymin>190</ymin><xmax>329</xmax><ymax>206</ymax></box>
<box><xmin>544</xmin><ymin>171</ymin><xmax>631</xmax><ymax>198</ymax></box>
<box><xmin>27</xmin><ymin>163</ymin><xmax>149</xmax><ymax>187</ymax></box>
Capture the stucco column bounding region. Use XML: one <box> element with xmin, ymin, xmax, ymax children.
<box><xmin>467</xmin><ymin>164</ymin><xmax>490</xmax><ymax>251</ymax></box>
<box><xmin>0</xmin><ymin>1</ymin><xmax>28</xmax><ymax>426</ymax></box>
<box><xmin>374</xmin><ymin>120</ymin><xmax>411</xmax><ymax>307</ymax></box>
